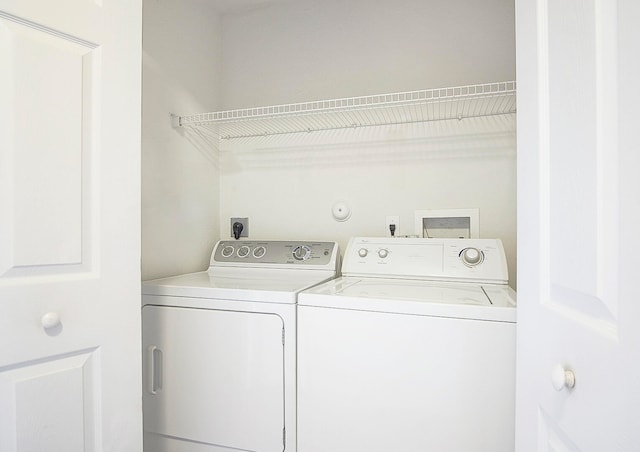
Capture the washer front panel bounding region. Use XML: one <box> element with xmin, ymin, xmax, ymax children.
<box><xmin>297</xmin><ymin>304</ymin><xmax>516</xmax><ymax>452</ymax></box>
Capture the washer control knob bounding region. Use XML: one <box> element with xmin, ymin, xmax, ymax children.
<box><xmin>293</xmin><ymin>245</ymin><xmax>311</xmax><ymax>261</ymax></box>
<box><xmin>378</xmin><ymin>248</ymin><xmax>389</xmax><ymax>259</ymax></box>
<box><xmin>237</xmin><ymin>245</ymin><xmax>251</xmax><ymax>258</ymax></box>
<box><xmin>221</xmin><ymin>245</ymin><xmax>235</xmax><ymax>258</ymax></box>
<box><xmin>460</xmin><ymin>247</ymin><xmax>483</xmax><ymax>266</ymax></box>
<box><xmin>358</xmin><ymin>248</ymin><xmax>368</xmax><ymax>258</ymax></box>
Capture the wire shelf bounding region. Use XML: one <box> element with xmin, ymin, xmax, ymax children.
<box><xmin>174</xmin><ymin>81</ymin><xmax>516</xmax><ymax>140</ymax></box>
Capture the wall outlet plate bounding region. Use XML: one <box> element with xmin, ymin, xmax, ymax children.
<box><xmin>230</xmin><ymin>217</ymin><xmax>249</xmax><ymax>239</ymax></box>
<box><xmin>386</xmin><ymin>215</ymin><xmax>399</xmax><ymax>237</ymax></box>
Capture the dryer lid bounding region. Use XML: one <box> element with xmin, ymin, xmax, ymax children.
<box><xmin>143</xmin><ymin>267</ymin><xmax>338</xmax><ymax>304</ymax></box>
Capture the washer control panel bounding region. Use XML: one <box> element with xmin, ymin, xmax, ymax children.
<box><xmin>343</xmin><ymin>237</ymin><xmax>508</xmax><ymax>284</ymax></box>
<box><xmin>212</xmin><ymin>240</ymin><xmax>337</xmax><ymax>267</ymax></box>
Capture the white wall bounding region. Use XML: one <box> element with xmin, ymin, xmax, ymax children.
<box><xmin>142</xmin><ymin>0</ymin><xmax>222</xmax><ymax>280</ymax></box>
<box><xmin>220</xmin><ymin>0</ymin><xmax>515</xmax><ymax>108</ymax></box>
<box><xmin>218</xmin><ymin>0</ymin><xmax>517</xmax><ymax>286</ymax></box>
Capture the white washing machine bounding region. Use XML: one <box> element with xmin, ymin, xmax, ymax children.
<box><xmin>297</xmin><ymin>237</ymin><xmax>516</xmax><ymax>452</ymax></box>
<box><xmin>142</xmin><ymin>240</ymin><xmax>339</xmax><ymax>452</ymax></box>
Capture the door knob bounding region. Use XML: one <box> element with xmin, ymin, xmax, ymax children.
<box><xmin>41</xmin><ymin>312</ymin><xmax>61</xmax><ymax>329</ymax></box>
<box><xmin>551</xmin><ymin>364</ymin><xmax>576</xmax><ymax>391</ymax></box>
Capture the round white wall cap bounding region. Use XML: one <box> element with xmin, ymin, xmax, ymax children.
<box><xmin>332</xmin><ymin>201</ymin><xmax>352</xmax><ymax>222</ymax></box>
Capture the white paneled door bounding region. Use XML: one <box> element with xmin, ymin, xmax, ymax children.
<box><xmin>516</xmin><ymin>0</ymin><xmax>640</xmax><ymax>450</ymax></box>
<box><xmin>0</xmin><ymin>1</ymin><xmax>142</xmax><ymax>451</ymax></box>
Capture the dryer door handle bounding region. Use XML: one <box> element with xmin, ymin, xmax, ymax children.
<box><xmin>146</xmin><ymin>345</ymin><xmax>163</xmax><ymax>394</ymax></box>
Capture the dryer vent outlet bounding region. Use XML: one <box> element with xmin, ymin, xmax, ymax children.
<box><xmin>230</xmin><ymin>218</ymin><xmax>249</xmax><ymax>239</ymax></box>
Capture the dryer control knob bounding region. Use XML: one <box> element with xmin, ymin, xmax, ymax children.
<box><xmin>460</xmin><ymin>247</ymin><xmax>483</xmax><ymax>266</ymax></box>
<box><xmin>252</xmin><ymin>246</ymin><xmax>266</xmax><ymax>258</ymax></box>
<box><xmin>221</xmin><ymin>245</ymin><xmax>235</xmax><ymax>258</ymax></box>
<box><xmin>378</xmin><ymin>249</ymin><xmax>389</xmax><ymax>259</ymax></box>
<box><xmin>293</xmin><ymin>245</ymin><xmax>311</xmax><ymax>261</ymax></box>
<box><xmin>358</xmin><ymin>248</ymin><xmax>368</xmax><ymax>258</ymax></box>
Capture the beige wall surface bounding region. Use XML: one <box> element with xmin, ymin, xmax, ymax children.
<box><xmin>142</xmin><ymin>0</ymin><xmax>517</xmax><ymax>286</ymax></box>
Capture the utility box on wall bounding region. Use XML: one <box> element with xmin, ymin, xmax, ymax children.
<box><xmin>414</xmin><ymin>208</ymin><xmax>479</xmax><ymax>239</ymax></box>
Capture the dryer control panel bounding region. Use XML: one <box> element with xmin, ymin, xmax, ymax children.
<box><xmin>342</xmin><ymin>237</ymin><xmax>508</xmax><ymax>284</ymax></box>
<box><xmin>211</xmin><ymin>240</ymin><xmax>339</xmax><ymax>269</ymax></box>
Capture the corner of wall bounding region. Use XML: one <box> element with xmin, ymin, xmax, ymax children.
<box><xmin>141</xmin><ymin>0</ymin><xmax>222</xmax><ymax>280</ymax></box>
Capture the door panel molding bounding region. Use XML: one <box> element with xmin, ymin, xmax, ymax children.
<box><xmin>0</xmin><ymin>11</ymin><xmax>101</xmax><ymax>283</ymax></box>
<box><xmin>537</xmin><ymin>0</ymin><xmax>619</xmax><ymax>333</ymax></box>
<box><xmin>0</xmin><ymin>347</ymin><xmax>100</xmax><ymax>452</ymax></box>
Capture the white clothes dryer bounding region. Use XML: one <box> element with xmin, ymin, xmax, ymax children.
<box><xmin>297</xmin><ymin>237</ymin><xmax>516</xmax><ymax>452</ymax></box>
<box><xmin>142</xmin><ymin>240</ymin><xmax>339</xmax><ymax>452</ymax></box>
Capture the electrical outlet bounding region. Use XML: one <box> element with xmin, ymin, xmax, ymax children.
<box><xmin>230</xmin><ymin>217</ymin><xmax>249</xmax><ymax>239</ymax></box>
<box><xmin>385</xmin><ymin>215</ymin><xmax>399</xmax><ymax>237</ymax></box>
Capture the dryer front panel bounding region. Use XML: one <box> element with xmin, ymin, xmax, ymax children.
<box><xmin>142</xmin><ymin>305</ymin><xmax>285</xmax><ymax>451</ymax></box>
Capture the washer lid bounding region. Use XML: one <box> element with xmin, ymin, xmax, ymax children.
<box><xmin>143</xmin><ymin>267</ymin><xmax>338</xmax><ymax>304</ymax></box>
<box><xmin>298</xmin><ymin>277</ymin><xmax>516</xmax><ymax>322</ymax></box>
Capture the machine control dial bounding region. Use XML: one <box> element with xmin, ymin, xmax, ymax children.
<box><xmin>460</xmin><ymin>247</ymin><xmax>484</xmax><ymax>266</ymax></box>
<box><xmin>237</xmin><ymin>245</ymin><xmax>251</xmax><ymax>258</ymax></box>
<box><xmin>221</xmin><ymin>245</ymin><xmax>235</xmax><ymax>258</ymax></box>
<box><xmin>252</xmin><ymin>246</ymin><xmax>266</xmax><ymax>258</ymax></box>
<box><xmin>358</xmin><ymin>248</ymin><xmax>368</xmax><ymax>258</ymax></box>
<box><xmin>378</xmin><ymin>248</ymin><xmax>389</xmax><ymax>259</ymax></box>
<box><xmin>293</xmin><ymin>245</ymin><xmax>311</xmax><ymax>261</ymax></box>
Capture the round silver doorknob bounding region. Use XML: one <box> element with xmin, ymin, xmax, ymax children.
<box><xmin>551</xmin><ymin>364</ymin><xmax>576</xmax><ymax>391</ymax></box>
<box><xmin>41</xmin><ymin>312</ymin><xmax>61</xmax><ymax>330</ymax></box>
